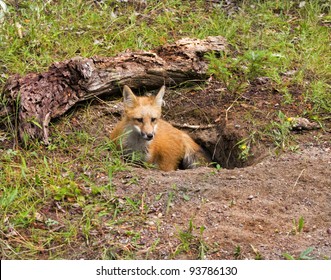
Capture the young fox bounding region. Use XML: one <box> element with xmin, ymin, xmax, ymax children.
<box><xmin>110</xmin><ymin>85</ymin><xmax>209</xmax><ymax>171</ymax></box>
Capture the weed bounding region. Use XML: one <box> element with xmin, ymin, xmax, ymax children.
<box><xmin>206</xmin><ymin>52</ymin><xmax>248</xmax><ymax>95</ymax></box>
<box><xmin>264</xmin><ymin>111</ymin><xmax>294</xmax><ymax>151</ymax></box>
<box><xmin>125</xmin><ymin>197</ymin><xmax>140</xmax><ymax>212</ymax></box>
<box><xmin>236</xmin><ymin>131</ymin><xmax>257</xmax><ymax>161</ymax></box>
<box><xmin>207</xmin><ymin>47</ymin><xmax>287</xmax><ymax>95</ymax></box>
<box><xmin>166</xmin><ymin>191</ymin><xmax>175</xmax><ymax>216</ymax></box>
<box><xmin>215</xmin><ymin>163</ymin><xmax>222</xmax><ymax>171</ymax></box>
<box><xmin>297</xmin><ymin>216</ymin><xmax>305</xmax><ymax>233</ymax></box>
<box><xmin>146</xmin><ymin>238</ymin><xmax>160</xmax><ymax>259</ymax></box>
<box><xmin>291</xmin><ymin>216</ymin><xmax>305</xmax><ymax>235</ymax></box>
<box><xmin>125</xmin><ymin>230</ymin><xmax>142</xmax><ymax>247</ymax></box>
<box><xmin>174</xmin><ymin>219</ymin><xmax>208</xmax><ymax>259</ymax></box>
<box><xmin>304</xmin><ymin>80</ymin><xmax>331</xmax><ymax>116</ymax></box>
<box><xmin>251</xmin><ymin>244</ymin><xmax>263</xmax><ymax>260</ymax></box>
<box><xmin>283</xmin><ymin>247</ymin><xmax>315</xmax><ymax>260</ymax></box>
<box><xmin>182</xmin><ymin>193</ymin><xmax>190</xmax><ymax>201</ymax></box>
<box><xmin>44</xmin><ymin>218</ymin><xmax>59</xmax><ymax>228</ymax></box>
<box><xmin>0</xmin><ymin>187</ymin><xmax>18</xmax><ymax>209</ymax></box>
<box><xmin>234</xmin><ymin>245</ymin><xmax>242</xmax><ymax>260</ymax></box>
<box><xmin>198</xmin><ymin>225</ymin><xmax>208</xmax><ymax>260</ymax></box>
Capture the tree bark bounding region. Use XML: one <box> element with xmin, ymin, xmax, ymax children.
<box><xmin>1</xmin><ymin>36</ymin><xmax>227</xmax><ymax>143</ymax></box>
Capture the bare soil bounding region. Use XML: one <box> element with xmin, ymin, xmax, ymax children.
<box><xmin>111</xmin><ymin>145</ymin><xmax>331</xmax><ymax>259</ymax></box>
<box><xmin>70</xmin><ymin>81</ymin><xmax>330</xmax><ymax>260</ymax></box>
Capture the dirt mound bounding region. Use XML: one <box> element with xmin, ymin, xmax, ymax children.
<box><xmin>94</xmin><ymin>83</ymin><xmax>331</xmax><ymax>259</ymax></box>
<box><xmin>112</xmin><ymin>144</ymin><xmax>330</xmax><ymax>259</ymax></box>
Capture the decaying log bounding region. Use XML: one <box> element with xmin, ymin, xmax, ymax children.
<box><xmin>1</xmin><ymin>36</ymin><xmax>227</xmax><ymax>143</ymax></box>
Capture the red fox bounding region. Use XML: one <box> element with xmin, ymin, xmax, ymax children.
<box><xmin>110</xmin><ymin>85</ymin><xmax>209</xmax><ymax>171</ymax></box>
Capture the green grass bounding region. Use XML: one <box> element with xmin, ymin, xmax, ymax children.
<box><xmin>206</xmin><ymin>1</ymin><xmax>331</xmax><ymax>117</ymax></box>
<box><xmin>290</xmin><ymin>216</ymin><xmax>305</xmax><ymax>235</ymax></box>
<box><xmin>0</xmin><ymin>0</ymin><xmax>330</xmax><ymax>259</ymax></box>
<box><xmin>283</xmin><ymin>247</ymin><xmax>315</xmax><ymax>260</ymax></box>
<box><xmin>174</xmin><ymin>219</ymin><xmax>208</xmax><ymax>259</ymax></box>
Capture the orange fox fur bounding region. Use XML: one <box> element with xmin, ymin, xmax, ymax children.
<box><xmin>110</xmin><ymin>85</ymin><xmax>209</xmax><ymax>171</ymax></box>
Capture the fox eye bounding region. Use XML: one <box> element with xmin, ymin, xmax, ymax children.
<box><xmin>151</xmin><ymin>118</ymin><xmax>157</xmax><ymax>122</ymax></box>
<box><xmin>135</xmin><ymin>118</ymin><xmax>143</xmax><ymax>123</ymax></box>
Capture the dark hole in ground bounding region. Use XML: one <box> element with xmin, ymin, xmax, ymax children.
<box><xmin>192</xmin><ymin>123</ymin><xmax>258</xmax><ymax>169</ymax></box>
<box><xmin>163</xmin><ymin>87</ymin><xmax>260</xmax><ymax>170</ymax></box>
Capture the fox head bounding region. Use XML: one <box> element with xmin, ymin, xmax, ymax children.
<box><xmin>122</xmin><ymin>85</ymin><xmax>165</xmax><ymax>141</ymax></box>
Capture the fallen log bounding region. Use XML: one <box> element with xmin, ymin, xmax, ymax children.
<box><xmin>1</xmin><ymin>36</ymin><xmax>227</xmax><ymax>143</ymax></box>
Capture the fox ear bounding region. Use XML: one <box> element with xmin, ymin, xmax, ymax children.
<box><xmin>123</xmin><ymin>85</ymin><xmax>137</xmax><ymax>108</ymax></box>
<box><xmin>154</xmin><ymin>85</ymin><xmax>165</xmax><ymax>107</ymax></box>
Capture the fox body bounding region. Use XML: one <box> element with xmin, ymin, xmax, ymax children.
<box><xmin>110</xmin><ymin>85</ymin><xmax>208</xmax><ymax>171</ymax></box>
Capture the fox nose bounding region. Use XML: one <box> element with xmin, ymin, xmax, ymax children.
<box><xmin>142</xmin><ymin>132</ymin><xmax>154</xmax><ymax>141</ymax></box>
<box><xmin>146</xmin><ymin>133</ymin><xmax>154</xmax><ymax>141</ymax></box>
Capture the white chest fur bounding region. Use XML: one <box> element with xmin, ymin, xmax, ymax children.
<box><xmin>122</xmin><ymin>127</ymin><xmax>151</xmax><ymax>160</ymax></box>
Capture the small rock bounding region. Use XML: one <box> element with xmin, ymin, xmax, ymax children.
<box><xmin>289</xmin><ymin>117</ymin><xmax>320</xmax><ymax>131</ymax></box>
<box><xmin>299</xmin><ymin>1</ymin><xmax>306</xmax><ymax>8</ymax></box>
<box><xmin>283</xmin><ymin>70</ymin><xmax>297</xmax><ymax>76</ymax></box>
<box><xmin>34</xmin><ymin>212</ymin><xmax>44</xmax><ymax>222</ymax></box>
<box><xmin>248</xmin><ymin>195</ymin><xmax>254</xmax><ymax>200</ymax></box>
<box><xmin>327</xmin><ymin>227</ymin><xmax>331</xmax><ymax>235</ymax></box>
